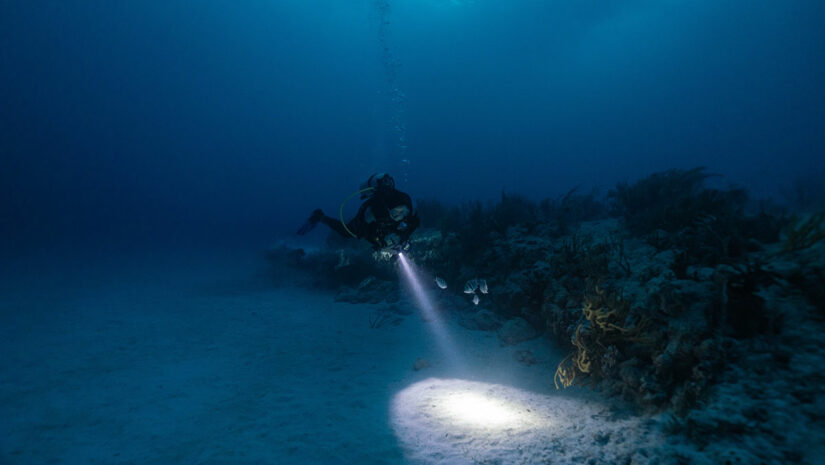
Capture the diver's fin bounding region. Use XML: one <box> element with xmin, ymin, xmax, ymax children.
<box><xmin>297</xmin><ymin>209</ymin><xmax>324</xmax><ymax>235</ymax></box>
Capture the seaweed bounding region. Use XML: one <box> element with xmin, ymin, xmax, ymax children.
<box><xmin>739</xmin><ymin>199</ymin><xmax>787</xmax><ymax>245</ymax></box>
<box><xmin>428</xmin><ymin>189</ymin><xmax>605</xmax><ymax>248</ymax></box>
<box><xmin>609</xmin><ymin>167</ymin><xmax>715</xmax><ymax>234</ymax></box>
<box><xmin>780</xmin><ymin>211</ymin><xmax>825</xmax><ymax>253</ymax></box>
<box><xmin>606</xmin><ymin>231</ymin><xmax>632</xmax><ymax>275</ymax></box>
<box><xmin>609</xmin><ymin>167</ymin><xmax>787</xmax><ymax>268</ymax></box>
<box><xmin>369</xmin><ymin>309</ymin><xmax>396</xmax><ymax>329</ymax></box>
<box><xmin>550</xmin><ymin>233</ymin><xmax>611</xmax><ymax>282</ymax></box>
<box><xmin>723</xmin><ymin>262</ymin><xmax>776</xmax><ymax>338</ymax></box>
<box><xmin>414</xmin><ymin>198</ymin><xmax>450</xmax><ymax>229</ymax></box>
<box><xmin>782</xmin><ymin>174</ymin><xmax>825</xmax><ymax>211</ymax></box>
<box><xmin>484</xmin><ymin>191</ymin><xmax>542</xmax><ymax>235</ymax></box>
<box><xmin>539</xmin><ymin>186</ymin><xmax>606</xmax><ymax>235</ymax></box>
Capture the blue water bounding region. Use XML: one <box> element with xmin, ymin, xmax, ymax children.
<box><xmin>2</xmin><ymin>0</ymin><xmax>824</xmax><ymax>256</ymax></box>
<box><xmin>1</xmin><ymin>1</ymin><xmax>824</xmax><ymax>463</ymax></box>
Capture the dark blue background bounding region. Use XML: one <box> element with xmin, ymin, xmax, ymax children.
<box><xmin>2</xmin><ymin>1</ymin><xmax>824</xmax><ymax>256</ymax></box>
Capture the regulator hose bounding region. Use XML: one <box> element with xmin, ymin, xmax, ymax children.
<box><xmin>339</xmin><ymin>187</ymin><xmax>375</xmax><ymax>238</ymax></box>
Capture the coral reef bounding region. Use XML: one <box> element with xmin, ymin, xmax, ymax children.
<box><xmin>405</xmin><ymin>170</ymin><xmax>821</xmax><ymax>445</ymax></box>
<box><xmin>269</xmin><ymin>168</ymin><xmax>825</xmax><ymax>462</ymax></box>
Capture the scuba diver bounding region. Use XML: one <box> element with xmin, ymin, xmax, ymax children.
<box><xmin>297</xmin><ymin>173</ymin><xmax>419</xmax><ymax>252</ymax></box>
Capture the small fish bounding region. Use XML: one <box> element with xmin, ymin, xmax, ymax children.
<box><xmin>464</xmin><ymin>282</ymin><xmax>475</xmax><ymax>294</ymax></box>
<box><xmin>473</xmin><ymin>294</ymin><xmax>480</xmax><ymax>305</ymax></box>
<box><xmin>435</xmin><ymin>277</ymin><xmax>447</xmax><ymax>289</ymax></box>
<box><xmin>479</xmin><ymin>279</ymin><xmax>488</xmax><ymax>294</ymax></box>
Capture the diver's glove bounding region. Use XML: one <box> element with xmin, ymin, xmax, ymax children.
<box><xmin>374</xmin><ymin>234</ymin><xmax>410</xmax><ymax>255</ymax></box>
<box><xmin>297</xmin><ymin>209</ymin><xmax>324</xmax><ymax>235</ymax></box>
<box><xmin>386</xmin><ymin>233</ymin><xmax>401</xmax><ymax>245</ymax></box>
<box><xmin>396</xmin><ymin>212</ymin><xmax>419</xmax><ymax>243</ymax></box>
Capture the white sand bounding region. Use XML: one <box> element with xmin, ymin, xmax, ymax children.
<box><xmin>0</xmin><ymin>251</ymin><xmax>666</xmax><ymax>464</ymax></box>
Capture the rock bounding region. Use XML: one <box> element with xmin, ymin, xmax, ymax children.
<box><xmin>642</xmin><ymin>250</ymin><xmax>678</xmax><ymax>280</ymax></box>
<box><xmin>286</xmin><ymin>247</ymin><xmax>306</xmax><ymax>265</ymax></box>
<box><xmin>387</xmin><ymin>304</ymin><xmax>413</xmax><ymax>316</ymax></box>
<box><xmin>543</xmin><ymin>301</ymin><xmax>574</xmax><ymax>336</ymax></box>
<box><xmin>654</xmin><ymin>249</ymin><xmax>677</xmax><ymax>266</ymax></box>
<box><xmin>499</xmin><ymin>288</ymin><xmax>530</xmax><ymax>313</ymax></box>
<box><xmin>686</xmin><ymin>266</ymin><xmax>715</xmax><ymax>281</ymax></box>
<box><xmin>763</xmin><ymin>259</ymin><xmax>802</xmax><ymax>280</ymax></box>
<box><xmin>619</xmin><ymin>359</ymin><xmax>642</xmax><ymax>389</ymax></box>
<box><xmin>336</xmin><ymin>277</ymin><xmax>396</xmax><ymax>304</ymax></box>
<box><xmin>497</xmin><ymin>317</ymin><xmax>539</xmax><ymax>345</ymax></box>
<box><xmin>413</xmin><ymin>358</ymin><xmax>430</xmax><ymax>371</ymax></box>
<box><xmin>601</xmin><ymin>345</ymin><xmax>620</xmax><ymax>377</ymax></box>
<box><xmin>334</xmin><ymin>286</ymin><xmax>358</xmax><ymax>303</ymax></box>
<box><xmin>712</xmin><ymin>264</ymin><xmax>737</xmax><ymax>284</ymax></box>
<box><xmin>458</xmin><ymin>309</ymin><xmax>504</xmax><ymax>331</ymax></box>
<box><xmin>334</xmin><ymin>249</ymin><xmax>351</xmax><ymax>270</ymax></box>
<box><xmin>514</xmin><ymin>349</ymin><xmax>536</xmax><ymax>365</ymax></box>
<box><xmin>473</xmin><ymin>309</ymin><xmax>504</xmax><ymax>330</ymax></box>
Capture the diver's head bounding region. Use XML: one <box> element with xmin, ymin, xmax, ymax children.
<box><xmin>370</xmin><ymin>173</ymin><xmax>395</xmax><ymax>191</ymax></box>
<box><xmin>360</xmin><ymin>173</ymin><xmax>396</xmax><ymax>199</ymax></box>
<box><xmin>389</xmin><ymin>204</ymin><xmax>410</xmax><ymax>222</ymax></box>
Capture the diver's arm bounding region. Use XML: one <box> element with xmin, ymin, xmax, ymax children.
<box><xmin>399</xmin><ymin>212</ymin><xmax>420</xmax><ymax>241</ymax></box>
<box><xmin>319</xmin><ymin>214</ymin><xmax>355</xmax><ymax>239</ymax></box>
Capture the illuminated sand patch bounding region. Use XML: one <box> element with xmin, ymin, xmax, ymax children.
<box><xmin>391</xmin><ymin>378</ymin><xmax>664</xmax><ymax>464</ymax></box>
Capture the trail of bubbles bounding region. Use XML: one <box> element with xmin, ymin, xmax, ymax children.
<box><xmin>372</xmin><ymin>0</ymin><xmax>409</xmax><ymax>184</ymax></box>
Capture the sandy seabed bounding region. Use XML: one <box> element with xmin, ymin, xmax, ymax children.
<box><xmin>1</xmin><ymin>251</ymin><xmax>671</xmax><ymax>464</ymax></box>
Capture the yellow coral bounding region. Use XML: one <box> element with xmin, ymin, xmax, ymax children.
<box><xmin>583</xmin><ymin>301</ymin><xmax>623</xmax><ymax>332</ymax></box>
<box><xmin>572</xmin><ymin>323</ymin><xmax>592</xmax><ymax>373</ymax></box>
<box><xmin>582</xmin><ymin>286</ymin><xmax>632</xmax><ymax>333</ymax></box>
<box><xmin>554</xmin><ymin>353</ymin><xmax>577</xmax><ymax>389</ymax></box>
<box><xmin>555</xmin><ymin>285</ymin><xmax>653</xmax><ymax>390</ymax></box>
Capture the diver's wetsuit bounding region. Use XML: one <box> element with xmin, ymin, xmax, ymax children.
<box><xmin>301</xmin><ymin>188</ymin><xmax>419</xmax><ymax>249</ymax></box>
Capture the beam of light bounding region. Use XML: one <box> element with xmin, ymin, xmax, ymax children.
<box><xmin>396</xmin><ymin>253</ymin><xmax>463</xmax><ymax>368</ymax></box>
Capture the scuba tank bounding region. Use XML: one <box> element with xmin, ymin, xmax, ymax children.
<box><xmin>340</xmin><ymin>173</ymin><xmax>397</xmax><ymax>238</ymax></box>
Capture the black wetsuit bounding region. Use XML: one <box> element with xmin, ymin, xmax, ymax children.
<box><xmin>320</xmin><ymin>189</ymin><xmax>419</xmax><ymax>248</ymax></box>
